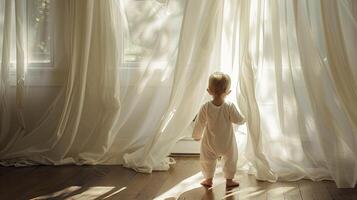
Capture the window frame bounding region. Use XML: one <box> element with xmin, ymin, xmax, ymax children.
<box><xmin>25</xmin><ymin>0</ymin><xmax>55</xmax><ymax>69</ymax></box>
<box><xmin>8</xmin><ymin>0</ymin><xmax>59</xmax><ymax>86</ymax></box>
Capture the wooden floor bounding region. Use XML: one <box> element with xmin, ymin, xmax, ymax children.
<box><xmin>1</xmin><ymin>157</ymin><xmax>357</xmax><ymax>200</ymax></box>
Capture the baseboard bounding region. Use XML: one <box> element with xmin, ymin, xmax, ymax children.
<box><xmin>170</xmin><ymin>136</ymin><xmax>201</xmax><ymax>154</ymax></box>
<box><xmin>170</xmin><ymin>153</ymin><xmax>200</xmax><ymax>157</ymax></box>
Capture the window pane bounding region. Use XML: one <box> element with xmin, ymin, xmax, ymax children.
<box><xmin>123</xmin><ymin>0</ymin><xmax>185</xmax><ymax>63</ymax></box>
<box><xmin>0</xmin><ymin>0</ymin><xmax>4</xmax><ymax>61</ymax></box>
<box><xmin>27</xmin><ymin>0</ymin><xmax>51</xmax><ymax>64</ymax></box>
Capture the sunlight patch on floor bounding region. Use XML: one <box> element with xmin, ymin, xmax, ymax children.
<box><xmin>31</xmin><ymin>186</ymin><xmax>82</xmax><ymax>200</ymax></box>
<box><xmin>155</xmin><ymin>168</ymin><xmax>228</xmax><ymax>200</ymax></box>
<box><xmin>155</xmin><ymin>165</ymin><xmax>298</xmax><ymax>200</ymax></box>
<box><xmin>31</xmin><ymin>186</ymin><xmax>128</xmax><ymax>200</ymax></box>
<box><xmin>154</xmin><ymin>172</ymin><xmax>204</xmax><ymax>199</ymax></box>
<box><xmin>68</xmin><ymin>186</ymin><xmax>115</xmax><ymax>200</ymax></box>
<box><xmin>223</xmin><ymin>185</ymin><xmax>295</xmax><ymax>199</ymax></box>
<box><xmin>102</xmin><ymin>187</ymin><xmax>127</xmax><ymax>199</ymax></box>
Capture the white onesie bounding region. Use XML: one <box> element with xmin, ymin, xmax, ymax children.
<box><xmin>193</xmin><ymin>101</ymin><xmax>245</xmax><ymax>179</ymax></box>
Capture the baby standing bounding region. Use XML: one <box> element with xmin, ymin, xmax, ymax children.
<box><xmin>193</xmin><ymin>72</ymin><xmax>245</xmax><ymax>188</ymax></box>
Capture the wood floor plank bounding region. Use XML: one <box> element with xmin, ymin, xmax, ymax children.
<box><xmin>156</xmin><ymin>157</ymin><xmax>201</xmax><ymax>199</ymax></box>
<box><xmin>282</xmin><ymin>182</ymin><xmax>302</xmax><ymax>200</ymax></box>
<box><xmin>0</xmin><ymin>166</ymin><xmax>30</xmax><ymax>177</ymax></box>
<box><xmin>236</xmin><ymin>174</ymin><xmax>268</xmax><ymax>200</ymax></box>
<box><xmin>19</xmin><ymin>165</ymin><xmax>92</xmax><ymax>199</ymax></box>
<box><xmin>117</xmin><ymin>170</ymin><xmax>170</xmax><ymax>200</ymax></box>
<box><xmin>1</xmin><ymin>157</ymin><xmax>357</xmax><ymax>200</ymax></box>
<box><xmin>324</xmin><ymin>180</ymin><xmax>357</xmax><ymax>200</ymax></box>
<box><xmin>179</xmin><ymin>173</ymin><xmax>269</xmax><ymax>200</ymax></box>
<box><xmin>64</xmin><ymin>165</ymin><xmax>137</xmax><ymax>200</ymax></box>
<box><xmin>265</xmin><ymin>181</ymin><xmax>286</xmax><ymax>200</ymax></box>
<box><xmin>298</xmin><ymin>179</ymin><xmax>332</xmax><ymax>200</ymax></box>
<box><xmin>298</xmin><ymin>179</ymin><xmax>315</xmax><ymax>200</ymax></box>
<box><xmin>0</xmin><ymin>166</ymin><xmax>39</xmax><ymax>199</ymax></box>
<box><xmin>88</xmin><ymin>165</ymin><xmax>137</xmax><ymax>199</ymax></box>
<box><xmin>0</xmin><ymin>165</ymin><xmax>37</xmax><ymax>180</ymax></box>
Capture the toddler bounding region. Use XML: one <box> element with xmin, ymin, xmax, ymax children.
<box><xmin>193</xmin><ymin>72</ymin><xmax>245</xmax><ymax>188</ymax></box>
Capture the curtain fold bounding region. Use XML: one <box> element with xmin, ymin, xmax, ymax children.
<box><xmin>0</xmin><ymin>0</ymin><xmax>27</xmax><ymax>153</ymax></box>
<box><xmin>235</xmin><ymin>0</ymin><xmax>277</xmax><ymax>181</ymax></box>
<box><xmin>320</xmin><ymin>0</ymin><xmax>357</xmax><ymax>127</ymax></box>
<box><xmin>292</xmin><ymin>0</ymin><xmax>357</xmax><ymax>187</ymax></box>
<box><xmin>14</xmin><ymin>0</ymin><xmax>26</xmax><ymax>129</ymax></box>
<box><xmin>0</xmin><ymin>0</ymin><xmax>122</xmax><ymax>165</ymax></box>
<box><xmin>224</xmin><ymin>0</ymin><xmax>357</xmax><ymax>187</ymax></box>
<box><xmin>0</xmin><ymin>0</ymin><xmax>356</xmax><ymax>188</ymax></box>
<box><xmin>123</xmin><ymin>0</ymin><xmax>223</xmax><ymax>172</ymax></box>
<box><xmin>0</xmin><ymin>0</ymin><xmax>12</xmax><ymax>139</ymax></box>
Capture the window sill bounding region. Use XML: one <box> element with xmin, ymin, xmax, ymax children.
<box><xmin>9</xmin><ymin>67</ymin><xmax>64</xmax><ymax>86</ymax></box>
<box><xmin>7</xmin><ymin>61</ymin><xmax>171</xmax><ymax>86</ymax></box>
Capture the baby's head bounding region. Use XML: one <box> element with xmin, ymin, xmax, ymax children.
<box><xmin>207</xmin><ymin>72</ymin><xmax>231</xmax><ymax>99</ymax></box>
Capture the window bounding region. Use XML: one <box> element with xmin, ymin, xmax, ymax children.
<box><xmin>27</xmin><ymin>0</ymin><xmax>52</xmax><ymax>65</ymax></box>
<box><xmin>123</xmin><ymin>0</ymin><xmax>165</xmax><ymax>63</ymax></box>
<box><xmin>0</xmin><ymin>0</ymin><xmax>53</xmax><ymax>68</ymax></box>
<box><xmin>0</xmin><ymin>0</ymin><xmax>5</xmax><ymax>60</ymax></box>
<box><xmin>124</xmin><ymin>36</ymin><xmax>147</xmax><ymax>63</ymax></box>
<box><xmin>122</xmin><ymin>0</ymin><xmax>184</xmax><ymax>64</ymax></box>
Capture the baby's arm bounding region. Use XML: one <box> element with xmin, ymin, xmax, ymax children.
<box><xmin>229</xmin><ymin>103</ymin><xmax>245</xmax><ymax>125</ymax></box>
<box><xmin>192</xmin><ymin>105</ymin><xmax>207</xmax><ymax>141</ymax></box>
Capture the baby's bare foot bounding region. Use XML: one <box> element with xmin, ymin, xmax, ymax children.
<box><xmin>200</xmin><ymin>179</ymin><xmax>213</xmax><ymax>187</ymax></box>
<box><xmin>226</xmin><ymin>179</ymin><xmax>239</xmax><ymax>188</ymax></box>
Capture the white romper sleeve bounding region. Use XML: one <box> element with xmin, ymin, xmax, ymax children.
<box><xmin>192</xmin><ymin>104</ymin><xmax>207</xmax><ymax>140</ymax></box>
<box><xmin>229</xmin><ymin>103</ymin><xmax>245</xmax><ymax>125</ymax></box>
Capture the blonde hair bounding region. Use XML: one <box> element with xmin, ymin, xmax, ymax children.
<box><xmin>208</xmin><ymin>72</ymin><xmax>231</xmax><ymax>96</ymax></box>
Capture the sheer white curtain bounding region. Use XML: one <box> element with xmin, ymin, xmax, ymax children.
<box><xmin>102</xmin><ymin>0</ymin><xmax>186</xmax><ymax>164</ymax></box>
<box><xmin>223</xmin><ymin>0</ymin><xmax>357</xmax><ymax>187</ymax></box>
<box><xmin>0</xmin><ymin>0</ymin><xmax>186</xmax><ymax>166</ymax></box>
<box><xmin>123</xmin><ymin>0</ymin><xmax>223</xmax><ymax>172</ymax></box>
<box><xmin>124</xmin><ymin>0</ymin><xmax>357</xmax><ymax>188</ymax></box>
<box><xmin>1</xmin><ymin>0</ymin><xmax>357</xmax><ymax>188</ymax></box>
<box><xmin>0</xmin><ymin>0</ymin><xmax>27</xmax><ymax>147</ymax></box>
<box><xmin>0</xmin><ymin>0</ymin><xmax>123</xmax><ymax>165</ymax></box>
